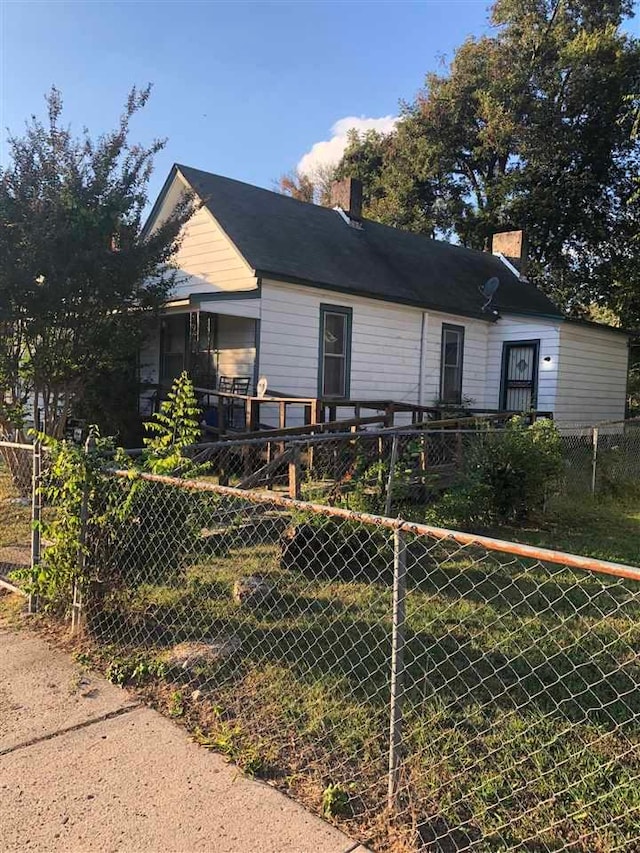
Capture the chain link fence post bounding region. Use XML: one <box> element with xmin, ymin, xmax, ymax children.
<box><xmin>388</xmin><ymin>526</ymin><xmax>407</xmax><ymax>812</ymax></box>
<box><xmin>591</xmin><ymin>426</ymin><xmax>599</xmax><ymax>496</ymax></box>
<box><xmin>28</xmin><ymin>440</ymin><xmax>42</xmax><ymax>615</ymax></box>
<box><xmin>71</xmin><ymin>435</ymin><xmax>93</xmax><ymax>635</ymax></box>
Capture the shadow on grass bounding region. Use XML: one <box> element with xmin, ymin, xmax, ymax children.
<box><xmin>87</xmin><ymin>573</ymin><xmax>640</xmax><ymax>731</ymax></box>
<box><xmin>480</xmin><ymin>492</ymin><xmax>640</xmax><ymax>568</ymax></box>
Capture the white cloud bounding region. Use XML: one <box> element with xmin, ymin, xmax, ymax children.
<box><xmin>297</xmin><ymin>115</ymin><xmax>397</xmax><ymax>177</ymax></box>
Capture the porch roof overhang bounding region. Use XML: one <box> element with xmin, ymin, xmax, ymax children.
<box><xmin>163</xmin><ymin>288</ymin><xmax>261</xmax><ymax>319</ymax></box>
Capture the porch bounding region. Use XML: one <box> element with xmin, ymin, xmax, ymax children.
<box><xmin>140</xmin><ymin>304</ymin><xmax>260</xmax><ymax>417</ymax></box>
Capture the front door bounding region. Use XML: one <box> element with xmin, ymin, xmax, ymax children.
<box><xmin>501</xmin><ymin>341</ymin><xmax>539</xmax><ymax>411</ymax></box>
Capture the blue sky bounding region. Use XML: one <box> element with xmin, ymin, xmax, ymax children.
<box><xmin>1</xmin><ymin>0</ymin><xmax>638</xmax><ymax>207</ymax></box>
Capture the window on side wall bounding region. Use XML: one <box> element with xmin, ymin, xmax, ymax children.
<box><xmin>440</xmin><ymin>324</ymin><xmax>465</xmax><ymax>404</ymax></box>
<box><xmin>319</xmin><ymin>304</ymin><xmax>352</xmax><ymax>398</ymax></box>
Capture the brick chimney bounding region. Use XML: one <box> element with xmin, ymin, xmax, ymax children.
<box><xmin>330</xmin><ymin>177</ymin><xmax>363</xmax><ymax>221</ymax></box>
<box><xmin>491</xmin><ymin>230</ymin><xmax>528</xmax><ymax>278</ymax></box>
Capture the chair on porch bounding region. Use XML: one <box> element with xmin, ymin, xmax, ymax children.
<box><xmin>218</xmin><ymin>375</ymin><xmax>252</xmax><ymax>430</ymax></box>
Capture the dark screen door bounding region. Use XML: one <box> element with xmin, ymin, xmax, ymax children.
<box><xmin>501</xmin><ymin>341</ymin><xmax>539</xmax><ymax>411</ymax></box>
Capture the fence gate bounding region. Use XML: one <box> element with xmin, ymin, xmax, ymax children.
<box><xmin>0</xmin><ymin>440</ymin><xmax>39</xmax><ymax>602</ymax></box>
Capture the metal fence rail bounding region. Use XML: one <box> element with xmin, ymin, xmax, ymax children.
<box><xmin>63</xmin><ymin>469</ymin><xmax>640</xmax><ymax>852</ymax></box>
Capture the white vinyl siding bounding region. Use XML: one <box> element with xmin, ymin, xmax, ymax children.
<box><xmin>259</xmin><ymin>281</ymin><xmax>494</xmax><ymax>424</ymax></box>
<box><xmin>554</xmin><ymin>323</ymin><xmax>628</xmax><ymax>426</ymax></box>
<box><xmin>149</xmin><ymin>173</ymin><xmax>258</xmax><ymax>299</ymax></box>
<box><xmin>198</xmin><ymin>298</ymin><xmax>261</xmax><ymax>319</ymax></box>
<box><xmin>486</xmin><ymin>316</ymin><xmax>561</xmax><ymax>412</ymax></box>
<box><xmin>216</xmin><ymin>316</ymin><xmax>257</xmax><ymax>386</ymax></box>
<box><xmin>171</xmin><ymin>205</ymin><xmax>256</xmax><ymax>297</ymax></box>
<box><xmin>423</xmin><ymin>313</ymin><xmax>488</xmax><ymax>409</ymax></box>
<box><xmin>260</xmin><ymin>281</ymin><xmax>424</xmax><ymax>405</ymax></box>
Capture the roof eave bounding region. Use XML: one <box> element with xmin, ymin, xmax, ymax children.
<box><xmin>140</xmin><ymin>164</ymin><xmax>181</xmax><ymax>241</ymax></box>
<box><xmin>503</xmin><ymin>309</ymin><xmax>634</xmax><ymax>336</ymax></box>
<box><xmin>258</xmin><ymin>270</ymin><xmax>500</xmax><ymax>322</ymax></box>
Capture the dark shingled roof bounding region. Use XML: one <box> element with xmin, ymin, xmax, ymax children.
<box><xmin>174</xmin><ymin>165</ymin><xmax>564</xmax><ymax>321</ymax></box>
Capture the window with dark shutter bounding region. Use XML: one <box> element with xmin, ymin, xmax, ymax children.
<box><xmin>319</xmin><ymin>305</ymin><xmax>352</xmax><ymax>398</ymax></box>
<box><xmin>440</xmin><ymin>324</ymin><xmax>465</xmax><ymax>404</ymax></box>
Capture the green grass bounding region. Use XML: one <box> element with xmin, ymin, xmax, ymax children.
<box><xmin>484</xmin><ymin>492</ymin><xmax>640</xmax><ymax>567</ymax></box>
<box><xmin>77</xmin><ymin>515</ymin><xmax>640</xmax><ymax>853</ymax></box>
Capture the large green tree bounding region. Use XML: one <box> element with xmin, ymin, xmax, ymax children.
<box><xmin>335</xmin><ymin>0</ymin><xmax>640</xmax><ymax>322</ymax></box>
<box><xmin>0</xmin><ymin>86</ymin><xmax>194</xmax><ymax>440</ymax></box>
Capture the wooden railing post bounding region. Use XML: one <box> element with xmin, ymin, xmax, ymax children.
<box><xmin>385</xmin><ymin>435</ymin><xmax>399</xmax><ymax>517</ymax></box>
<box><xmin>218</xmin><ymin>449</ymin><xmax>229</xmax><ymax>487</ymax></box>
<box><xmin>455</xmin><ymin>431</ymin><xmax>464</xmax><ymax>468</ymax></box>
<box><xmin>217</xmin><ymin>395</ymin><xmax>225</xmax><ymax>436</ymax></box>
<box><xmin>384</xmin><ymin>403</ymin><xmax>395</xmax><ymax>428</ymax></box>
<box><xmin>245</xmin><ymin>398</ymin><xmax>254</xmax><ymax>432</ymax></box>
<box><xmin>420</xmin><ymin>433</ymin><xmax>428</xmax><ymax>482</ymax></box>
<box><xmin>279</xmin><ymin>401</ymin><xmax>287</xmax><ymax>455</ymax></box>
<box><xmin>288</xmin><ymin>444</ymin><xmax>301</xmax><ymax>499</ymax></box>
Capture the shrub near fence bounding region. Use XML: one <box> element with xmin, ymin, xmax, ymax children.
<box><xmin>49</xmin><ymin>469</ymin><xmax>640</xmax><ymax>852</ymax></box>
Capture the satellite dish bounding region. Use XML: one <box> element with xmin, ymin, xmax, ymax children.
<box><xmin>479</xmin><ymin>276</ymin><xmax>500</xmax><ymax>310</ymax></box>
<box><xmin>256</xmin><ymin>376</ymin><xmax>268</xmax><ymax>398</ymax></box>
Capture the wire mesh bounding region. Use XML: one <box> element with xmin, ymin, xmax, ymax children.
<box><xmin>186</xmin><ymin>420</ymin><xmax>640</xmax><ymax>505</ymax></box>
<box><xmin>66</xmin><ymin>470</ymin><xmax>640</xmax><ymax>852</ymax></box>
<box><xmin>561</xmin><ymin>421</ymin><xmax>640</xmax><ymax>497</ymax></box>
<box><xmin>188</xmin><ymin>428</ymin><xmax>507</xmax><ymax>511</ymax></box>
<box><xmin>0</xmin><ymin>441</ymin><xmax>34</xmax><ymax>580</ymax></box>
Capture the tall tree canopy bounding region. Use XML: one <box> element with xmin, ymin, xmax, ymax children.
<box><xmin>277</xmin><ymin>163</ymin><xmax>337</xmax><ymax>206</ymax></box>
<box><xmin>334</xmin><ymin>0</ymin><xmax>640</xmax><ymax>323</ymax></box>
<box><xmin>0</xmin><ymin>86</ymin><xmax>194</xmax><ymax>439</ymax></box>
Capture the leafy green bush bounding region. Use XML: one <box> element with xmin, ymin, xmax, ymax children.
<box><xmin>30</xmin><ymin>373</ymin><xmax>206</xmax><ymax>610</ymax></box>
<box><xmin>143</xmin><ymin>371</ymin><xmax>202</xmax><ymax>475</ymax></box>
<box><xmin>22</xmin><ymin>429</ymin><xmax>116</xmax><ymax>612</ymax></box>
<box><xmin>322</xmin><ymin>782</ymin><xmax>353</xmax><ymax>818</ymax></box>
<box><xmin>428</xmin><ymin>417</ymin><xmax>563</xmax><ymax>528</ymax></box>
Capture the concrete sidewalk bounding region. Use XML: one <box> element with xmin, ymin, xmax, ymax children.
<box><xmin>0</xmin><ymin>628</ymin><xmax>369</xmax><ymax>853</ymax></box>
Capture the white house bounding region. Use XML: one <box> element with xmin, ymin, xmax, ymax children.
<box><xmin>140</xmin><ymin>165</ymin><xmax>630</xmax><ymax>429</ymax></box>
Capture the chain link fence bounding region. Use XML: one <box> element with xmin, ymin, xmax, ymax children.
<box><xmin>188</xmin><ymin>428</ymin><xmax>479</xmax><ymax>509</ymax></box>
<box><xmin>182</xmin><ymin>418</ymin><xmax>640</xmax><ymax>508</ymax></box>
<box><xmin>561</xmin><ymin>420</ymin><xmax>640</xmax><ymax>496</ymax></box>
<box><xmin>52</xmin><ymin>469</ymin><xmax>639</xmax><ymax>852</ymax></box>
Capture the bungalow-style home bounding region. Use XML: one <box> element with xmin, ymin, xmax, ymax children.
<box><xmin>140</xmin><ymin>164</ymin><xmax>630</xmax><ymax>428</ymax></box>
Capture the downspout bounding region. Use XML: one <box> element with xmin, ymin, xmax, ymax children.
<box><xmin>418</xmin><ymin>312</ymin><xmax>428</xmax><ymax>407</ymax></box>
